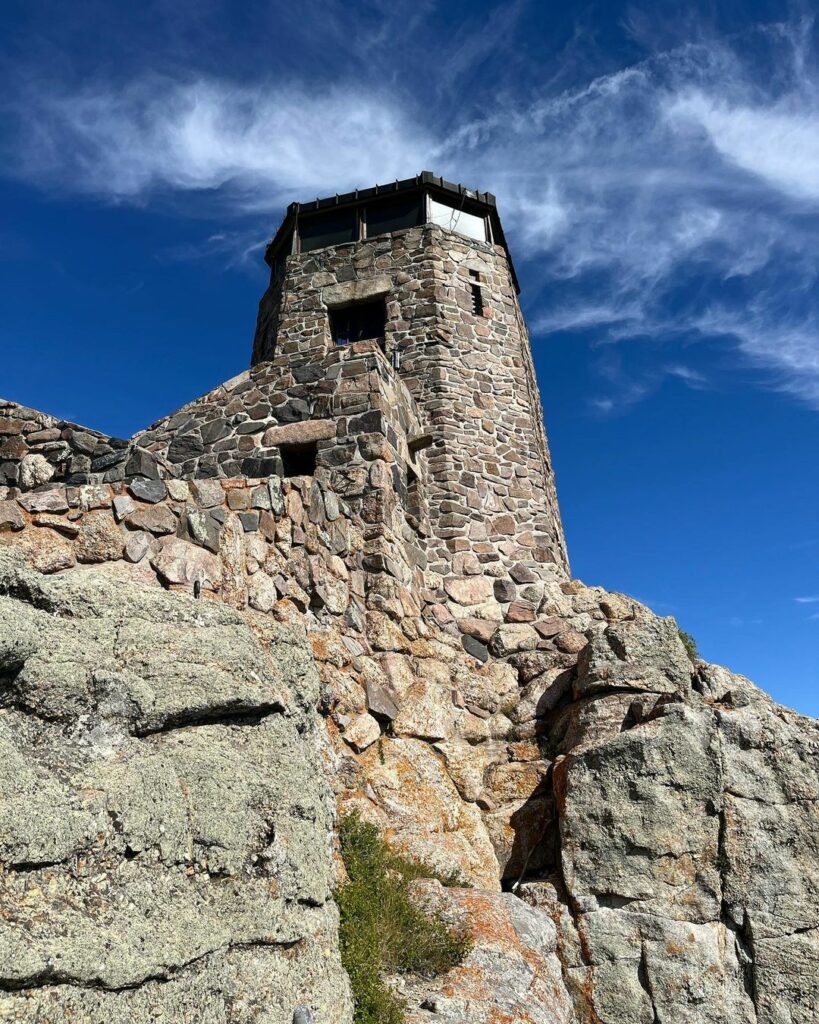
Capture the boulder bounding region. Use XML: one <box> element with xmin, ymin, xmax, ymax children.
<box><xmin>575</xmin><ymin>616</ymin><xmax>692</xmax><ymax>696</ymax></box>
<box><xmin>343</xmin><ymin>712</ymin><xmax>381</xmax><ymax>752</ymax></box>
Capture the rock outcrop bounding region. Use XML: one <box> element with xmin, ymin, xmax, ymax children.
<box><xmin>0</xmin><ymin>549</ymin><xmax>353</xmax><ymax>1024</ymax></box>
<box><xmin>532</xmin><ymin>609</ymin><xmax>819</xmax><ymax>1024</ymax></box>
<box><xmin>3</xmin><ymin>543</ymin><xmax>816</xmax><ymax>1022</ymax></box>
<box><xmin>327</xmin><ymin>577</ymin><xmax>818</xmax><ymax>1024</ymax></box>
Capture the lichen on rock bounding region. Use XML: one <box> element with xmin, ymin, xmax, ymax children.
<box><xmin>0</xmin><ymin>549</ymin><xmax>352</xmax><ymax>1024</ymax></box>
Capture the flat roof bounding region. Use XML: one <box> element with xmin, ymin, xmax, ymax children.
<box><xmin>264</xmin><ymin>171</ymin><xmax>519</xmax><ymax>292</ymax></box>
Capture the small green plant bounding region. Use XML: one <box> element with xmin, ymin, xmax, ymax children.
<box><xmin>499</xmin><ymin>698</ymin><xmax>519</xmax><ymax>719</ymax></box>
<box><xmin>678</xmin><ymin>629</ymin><xmax>700</xmax><ymax>664</ymax></box>
<box><xmin>337</xmin><ymin>812</ymin><xmax>471</xmax><ymax>1024</ymax></box>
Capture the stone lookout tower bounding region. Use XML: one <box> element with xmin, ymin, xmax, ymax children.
<box><xmin>252</xmin><ymin>171</ymin><xmax>568</xmax><ymax>582</ymax></box>
<box><xmin>2</xmin><ymin>171</ymin><xmax>568</xmax><ymax>637</ymax></box>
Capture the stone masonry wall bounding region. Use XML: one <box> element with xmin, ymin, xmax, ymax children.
<box><xmin>0</xmin><ymin>400</ymin><xmax>166</xmax><ymax>489</ymax></box>
<box><xmin>133</xmin><ymin>343</ymin><xmax>423</xmax><ymax>484</ymax></box>
<box><xmin>0</xmin><ymin>474</ymin><xmax>368</xmax><ymax>625</ymax></box>
<box><xmin>129</xmin><ymin>342</ymin><xmax>429</xmax><ymax>624</ymax></box>
<box><xmin>251</xmin><ymin>224</ymin><xmax>568</xmax><ymax>588</ymax></box>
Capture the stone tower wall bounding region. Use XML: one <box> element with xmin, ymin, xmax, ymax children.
<box><xmin>392</xmin><ymin>229</ymin><xmax>567</xmax><ymax>582</ymax></box>
<box><xmin>251</xmin><ymin>224</ymin><xmax>568</xmax><ymax>588</ymax></box>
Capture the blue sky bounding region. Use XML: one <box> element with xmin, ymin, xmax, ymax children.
<box><xmin>2</xmin><ymin>0</ymin><xmax>818</xmax><ymax>714</ymax></box>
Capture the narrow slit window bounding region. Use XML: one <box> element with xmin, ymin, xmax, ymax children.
<box><xmin>329</xmin><ymin>298</ymin><xmax>387</xmax><ymax>348</ymax></box>
<box><xmin>280</xmin><ymin>441</ymin><xmax>317</xmax><ymax>478</ymax></box>
<box><xmin>469</xmin><ymin>270</ymin><xmax>484</xmax><ymax>316</ymax></box>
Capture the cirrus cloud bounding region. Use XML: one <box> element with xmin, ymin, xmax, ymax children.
<box><xmin>3</xmin><ymin>14</ymin><xmax>819</xmax><ymax>411</ymax></box>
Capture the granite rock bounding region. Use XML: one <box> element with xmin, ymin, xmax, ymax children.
<box><xmin>0</xmin><ymin>549</ymin><xmax>352</xmax><ymax>1024</ymax></box>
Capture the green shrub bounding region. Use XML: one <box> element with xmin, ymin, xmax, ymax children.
<box><xmin>678</xmin><ymin>628</ymin><xmax>700</xmax><ymax>664</ymax></box>
<box><xmin>337</xmin><ymin>812</ymin><xmax>471</xmax><ymax>1024</ymax></box>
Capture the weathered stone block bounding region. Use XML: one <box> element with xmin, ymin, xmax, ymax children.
<box><xmin>18</xmin><ymin>490</ymin><xmax>69</xmax><ymax>513</ymax></box>
<box><xmin>128</xmin><ymin>478</ymin><xmax>167</xmax><ymax>504</ymax></box>
<box><xmin>444</xmin><ymin>576</ymin><xmax>494</xmax><ymax>606</ymax></box>
<box><xmin>0</xmin><ymin>501</ymin><xmax>25</xmax><ymax>532</ymax></box>
<box><xmin>262</xmin><ymin>420</ymin><xmax>335</xmax><ymax>447</ymax></box>
<box><xmin>322</xmin><ymin>275</ymin><xmax>391</xmax><ymax>307</ymax></box>
<box><xmin>19</xmin><ymin>454</ymin><xmax>53</xmax><ymax>489</ymax></box>
<box><xmin>127</xmin><ymin>505</ymin><xmax>177</xmax><ymax>536</ymax></box>
<box><xmin>75</xmin><ymin>511</ymin><xmax>124</xmax><ymax>563</ymax></box>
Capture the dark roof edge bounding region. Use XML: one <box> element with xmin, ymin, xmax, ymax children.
<box><xmin>263</xmin><ymin>171</ymin><xmax>520</xmax><ymax>293</ymax></box>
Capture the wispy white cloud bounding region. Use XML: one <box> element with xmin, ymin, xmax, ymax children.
<box><xmin>666</xmin><ymin>91</ymin><xmax>819</xmax><ymax>202</ymax></box>
<box><xmin>666</xmin><ymin>364</ymin><xmax>709</xmax><ymax>387</ymax></box>
<box><xmin>694</xmin><ymin>302</ymin><xmax>819</xmax><ymax>406</ymax></box>
<box><xmin>8</xmin><ymin>78</ymin><xmax>433</xmax><ymax>206</ymax></box>
<box><xmin>3</xmin><ymin>14</ymin><xmax>819</xmax><ymax>410</ymax></box>
<box><xmin>795</xmin><ymin>595</ymin><xmax>819</xmax><ymax>603</ymax></box>
<box><xmin>159</xmin><ymin>229</ymin><xmax>270</xmax><ymax>270</ymax></box>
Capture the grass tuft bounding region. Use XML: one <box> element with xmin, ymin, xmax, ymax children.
<box><xmin>337</xmin><ymin>812</ymin><xmax>471</xmax><ymax>1024</ymax></box>
<box><xmin>678</xmin><ymin>628</ymin><xmax>700</xmax><ymax>664</ymax></box>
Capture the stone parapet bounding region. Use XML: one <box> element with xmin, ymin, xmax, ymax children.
<box><xmin>0</xmin><ymin>399</ymin><xmax>166</xmax><ymax>488</ymax></box>
<box><xmin>132</xmin><ymin>342</ymin><xmax>423</xmax><ymax>480</ymax></box>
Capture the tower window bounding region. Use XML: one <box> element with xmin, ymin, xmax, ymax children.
<box><xmin>299</xmin><ymin>209</ymin><xmax>358</xmax><ymax>252</ymax></box>
<box><xmin>365</xmin><ymin>196</ymin><xmax>424</xmax><ymax>238</ymax></box>
<box><xmin>280</xmin><ymin>441</ymin><xmax>317</xmax><ymax>478</ymax></box>
<box><xmin>469</xmin><ymin>270</ymin><xmax>484</xmax><ymax>316</ymax></box>
<box><xmin>329</xmin><ymin>299</ymin><xmax>386</xmax><ymax>348</ymax></box>
<box><xmin>429</xmin><ymin>198</ymin><xmax>488</xmax><ymax>242</ymax></box>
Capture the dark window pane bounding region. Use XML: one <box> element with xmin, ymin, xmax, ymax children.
<box><xmin>299</xmin><ymin>209</ymin><xmax>358</xmax><ymax>252</ymax></box>
<box><xmin>366</xmin><ymin>196</ymin><xmax>423</xmax><ymax>238</ymax></box>
<box><xmin>329</xmin><ymin>299</ymin><xmax>386</xmax><ymax>347</ymax></box>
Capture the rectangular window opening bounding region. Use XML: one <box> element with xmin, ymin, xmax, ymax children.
<box><xmin>428</xmin><ymin>197</ymin><xmax>488</xmax><ymax>242</ymax></box>
<box><xmin>469</xmin><ymin>272</ymin><xmax>484</xmax><ymax>316</ymax></box>
<box><xmin>329</xmin><ymin>298</ymin><xmax>387</xmax><ymax>349</ymax></box>
<box><xmin>299</xmin><ymin>209</ymin><xmax>358</xmax><ymax>252</ymax></box>
<box><xmin>280</xmin><ymin>441</ymin><xmax>317</xmax><ymax>478</ymax></box>
<box><xmin>365</xmin><ymin>196</ymin><xmax>424</xmax><ymax>239</ymax></box>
